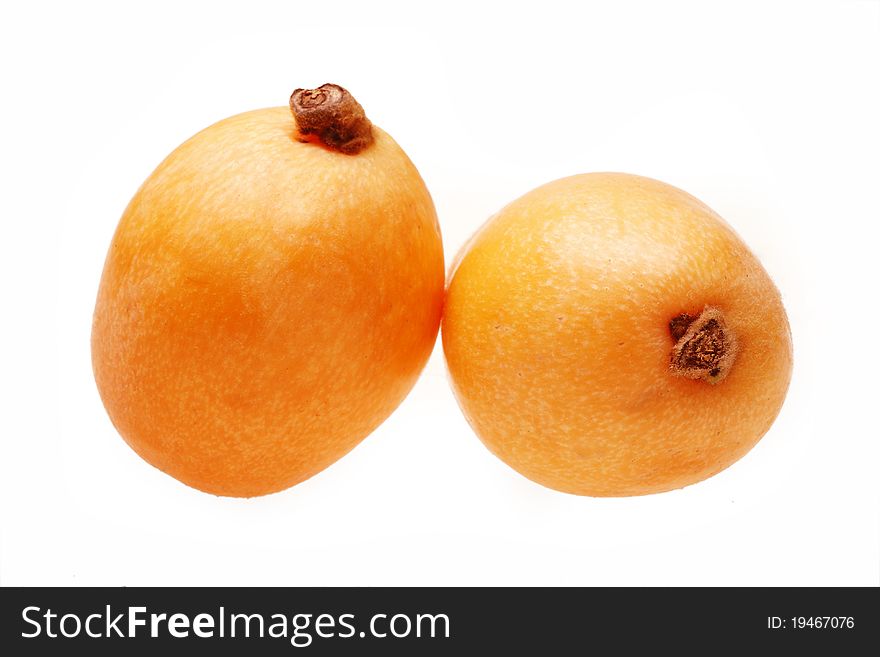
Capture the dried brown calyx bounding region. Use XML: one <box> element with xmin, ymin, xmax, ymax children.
<box><xmin>289</xmin><ymin>83</ymin><xmax>374</xmax><ymax>155</ymax></box>
<box><xmin>669</xmin><ymin>306</ymin><xmax>738</xmax><ymax>384</ymax></box>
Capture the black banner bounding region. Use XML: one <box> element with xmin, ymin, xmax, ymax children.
<box><xmin>1</xmin><ymin>587</ymin><xmax>876</xmax><ymax>654</ymax></box>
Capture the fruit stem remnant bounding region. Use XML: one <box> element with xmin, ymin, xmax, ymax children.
<box><xmin>290</xmin><ymin>83</ymin><xmax>374</xmax><ymax>155</ymax></box>
<box><xmin>669</xmin><ymin>306</ymin><xmax>738</xmax><ymax>384</ymax></box>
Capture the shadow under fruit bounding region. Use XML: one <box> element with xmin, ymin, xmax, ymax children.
<box><xmin>442</xmin><ymin>173</ymin><xmax>793</xmax><ymax>496</ymax></box>
<box><xmin>92</xmin><ymin>84</ymin><xmax>444</xmax><ymax>497</ymax></box>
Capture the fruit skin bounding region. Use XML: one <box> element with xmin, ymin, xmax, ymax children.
<box><xmin>92</xmin><ymin>107</ymin><xmax>444</xmax><ymax>497</ymax></box>
<box><xmin>442</xmin><ymin>173</ymin><xmax>792</xmax><ymax>497</ymax></box>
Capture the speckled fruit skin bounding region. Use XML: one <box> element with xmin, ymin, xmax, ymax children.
<box><xmin>92</xmin><ymin>107</ymin><xmax>444</xmax><ymax>497</ymax></box>
<box><xmin>442</xmin><ymin>173</ymin><xmax>792</xmax><ymax>496</ymax></box>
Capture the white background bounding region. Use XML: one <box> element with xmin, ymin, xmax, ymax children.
<box><xmin>1</xmin><ymin>0</ymin><xmax>878</xmax><ymax>586</ymax></box>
